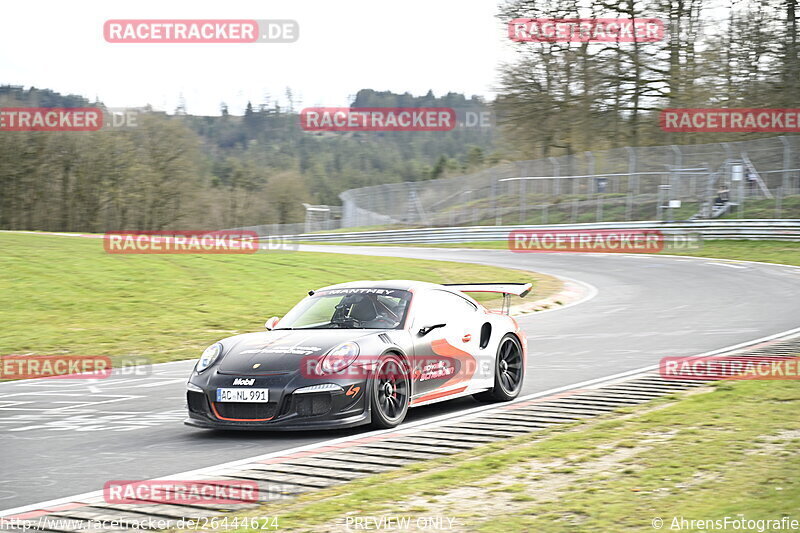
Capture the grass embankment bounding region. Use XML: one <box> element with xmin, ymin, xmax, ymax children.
<box><xmin>0</xmin><ymin>232</ymin><xmax>558</xmax><ymax>364</ymax></box>
<box><xmin>212</xmin><ymin>379</ymin><xmax>799</xmax><ymax>532</ymax></box>
<box><xmin>665</xmin><ymin>240</ymin><xmax>800</xmax><ymax>265</ymax></box>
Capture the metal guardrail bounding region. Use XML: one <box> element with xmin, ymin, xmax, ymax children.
<box><xmin>284</xmin><ymin>220</ymin><xmax>800</xmax><ymax>244</ymax></box>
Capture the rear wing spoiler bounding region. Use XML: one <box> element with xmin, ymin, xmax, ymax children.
<box><xmin>444</xmin><ymin>283</ymin><xmax>533</xmax><ymax>314</ymax></box>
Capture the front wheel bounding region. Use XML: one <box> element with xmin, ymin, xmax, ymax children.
<box><xmin>473</xmin><ymin>334</ymin><xmax>524</xmax><ymax>402</ymax></box>
<box><xmin>370</xmin><ymin>353</ymin><xmax>410</xmax><ymax>429</ymax></box>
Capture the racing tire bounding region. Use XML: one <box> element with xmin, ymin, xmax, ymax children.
<box><xmin>370</xmin><ymin>353</ymin><xmax>410</xmax><ymax>429</ymax></box>
<box><xmin>473</xmin><ymin>334</ymin><xmax>524</xmax><ymax>402</ymax></box>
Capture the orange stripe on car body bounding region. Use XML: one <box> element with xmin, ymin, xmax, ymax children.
<box><xmin>429</xmin><ymin>338</ymin><xmax>476</xmax><ymax>386</ymax></box>
<box><xmin>410</xmin><ymin>386</ymin><xmax>467</xmax><ymax>405</ymax></box>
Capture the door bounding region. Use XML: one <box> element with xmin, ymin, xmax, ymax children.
<box><xmin>409</xmin><ymin>290</ymin><xmax>481</xmax><ymax>398</ymax></box>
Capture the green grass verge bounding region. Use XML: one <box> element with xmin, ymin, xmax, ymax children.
<box><xmin>0</xmin><ymin>232</ymin><xmax>556</xmax><ymax>364</ymax></box>
<box><xmin>208</xmin><ymin>380</ymin><xmax>799</xmax><ymax>532</ymax></box>
<box><xmin>664</xmin><ymin>240</ymin><xmax>800</xmax><ymax>265</ymax></box>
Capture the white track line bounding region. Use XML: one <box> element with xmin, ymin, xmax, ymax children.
<box><xmin>4</xmin><ymin>325</ymin><xmax>800</xmax><ymax>518</ymax></box>
<box><xmin>704</xmin><ymin>262</ymin><xmax>748</xmax><ymax>269</ymax></box>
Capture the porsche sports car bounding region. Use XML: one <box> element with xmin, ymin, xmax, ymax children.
<box><xmin>185</xmin><ymin>280</ymin><xmax>530</xmax><ymax>431</ymax></box>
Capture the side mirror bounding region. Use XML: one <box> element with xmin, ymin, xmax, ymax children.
<box><xmin>264</xmin><ymin>317</ymin><xmax>280</xmax><ymax>330</ymax></box>
<box><xmin>418</xmin><ymin>323</ymin><xmax>446</xmax><ymax>337</ymax></box>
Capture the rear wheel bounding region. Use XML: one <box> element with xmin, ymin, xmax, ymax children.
<box><xmin>473</xmin><ymin>334</ymin><xmax>524</xmax><ymax>402</ymax></box>
<box><xmin>370</xmin><ymin>353</ymin><xmax>410</xmax><ymax>429</ymax></box>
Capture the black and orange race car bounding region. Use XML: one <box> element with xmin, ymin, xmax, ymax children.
<box><xmin>185</xmin><ymin>280</ymin><xmax>529</xmax><ymax>431</ymax></box>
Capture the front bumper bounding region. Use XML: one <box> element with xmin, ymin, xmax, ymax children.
<box><xmin>184</xmin><ymin>370</ymin><xmax>371</xmax><ymax>431</ymax></box>
<box><xmin>183</xmin><ymin>412</ymin><xmax>370</xmax><ymax>431</ymax></box>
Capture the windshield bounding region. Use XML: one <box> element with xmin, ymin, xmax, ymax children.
<box><xmin>276</xmin><ymin>288</ymin><xmax>412</xmax><ymax>330</ymax></box>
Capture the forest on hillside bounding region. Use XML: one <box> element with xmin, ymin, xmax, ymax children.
<box><xmin>0</xmin><ymin>0</ymin><xmax>797</xmax><ymax>232</ymax></box>
<box><xmin>0</xmin><ymin>87</ymin><xmax>494</xmax><ymax>231</ymax></box>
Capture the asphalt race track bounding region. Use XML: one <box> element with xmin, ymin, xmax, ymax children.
<box><xmin>3</xmin><ymin>245</ymin><xmax>800</xmax><ymax>512</ymax></box>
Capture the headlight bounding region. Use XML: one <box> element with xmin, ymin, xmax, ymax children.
<box><xmin>317</xmin><ymin>342</ymin><xmax>360</xmax><ymax>374</ymax></box>
<box><xmin>294</xmin><ymin>383</ymin><xmax>344</xmax><ymax>394</ymax></box>
<box><xmin>196</xmin><ymin>343</ymin><xmax>223</xmax><ymax>373</ymax></box>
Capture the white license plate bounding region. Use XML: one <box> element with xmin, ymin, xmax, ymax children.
<box><xmin>216</xmin><ymin>388</ymin><xmax>270</xmax><ymax>403</ymax></box>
